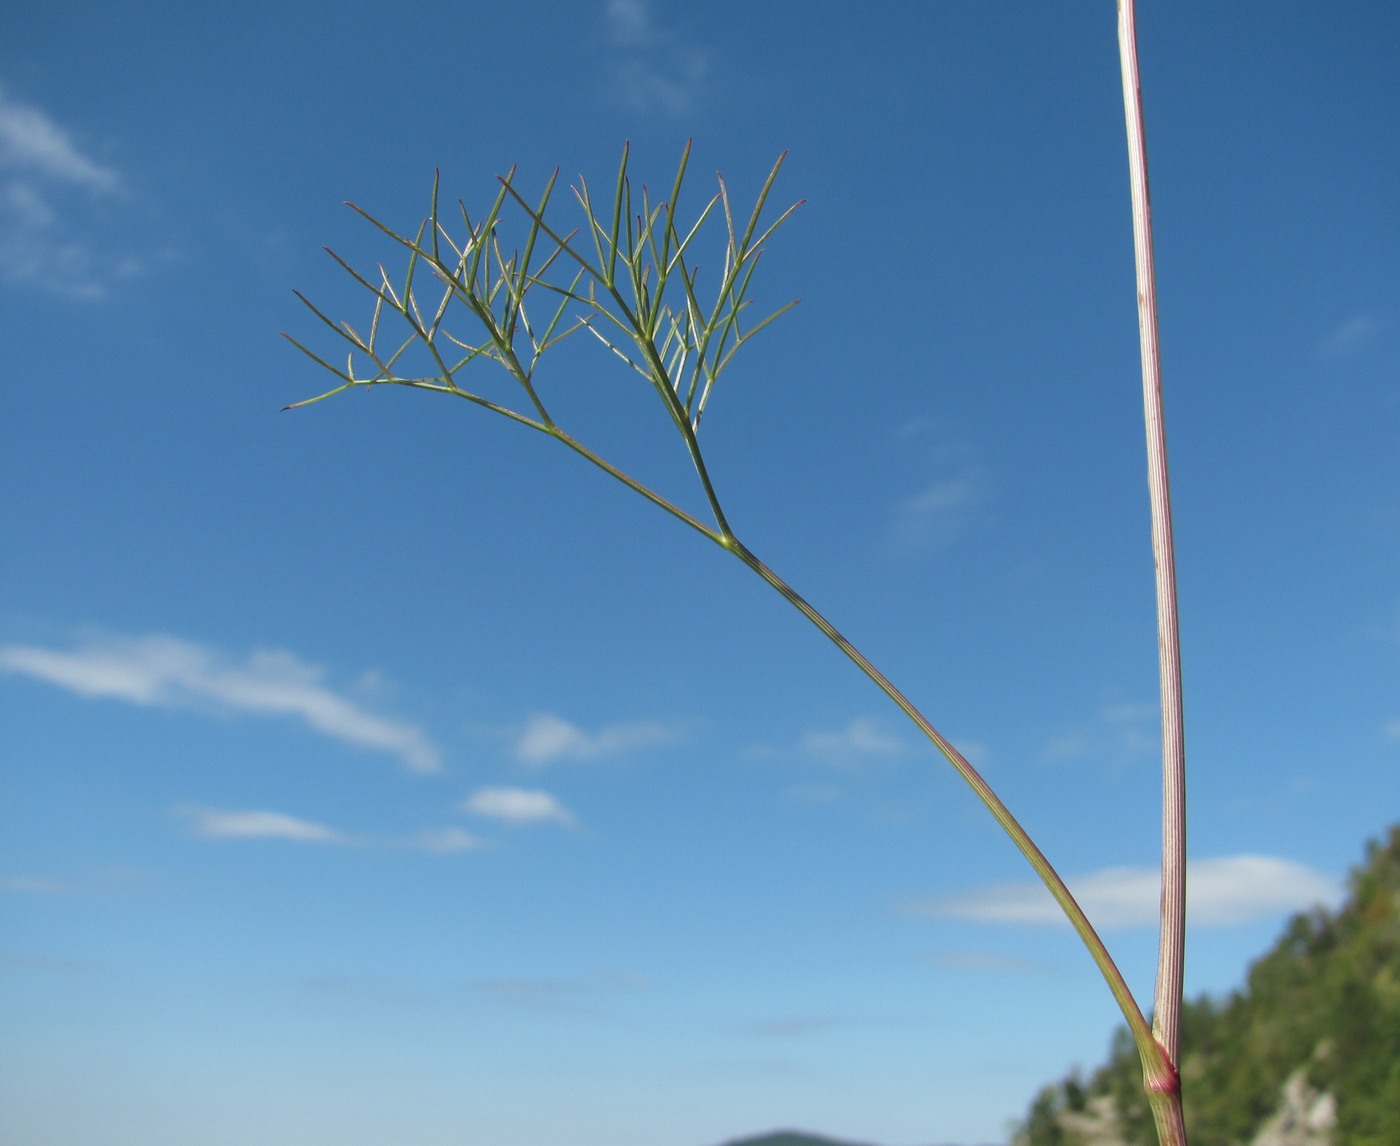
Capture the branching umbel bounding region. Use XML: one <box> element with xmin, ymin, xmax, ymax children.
<box><xmin>285</xmin><ymin>142</ymin><xmax>799</xmax><ymax>543</ymax></box>
<box><xmin>287</xmin><ymin>140</ymin><xmax>1186</xmax><ymax>1143</ymax></box>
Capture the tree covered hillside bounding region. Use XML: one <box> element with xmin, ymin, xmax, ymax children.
<box><xmin>1016</xmin><ymin>826</ymin><xmax>1400</xmax><ymax>1146</ymax></box>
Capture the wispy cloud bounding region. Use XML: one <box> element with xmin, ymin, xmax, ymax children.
<box><xmin>514</xmin><ymin>712</ymin><xmax>679</xmax><ymax>766</ymax></box>
<box><xmin>179</xmin><ymin>807</ymin><xmax>487</xmax><ymax>853</ymax></box>
<box><xmin>1319</xmin><ymin>312</ymin><xmax>1378</xmax><ymax>359</ymax></box>
<box><xmin>462</xmin><ymin>786</ymin><xmax>575</xmax><ymax>827</ymax></box>
<box><xmin>1385</xmin><ymin>719</ymin><xmax>1400</xmax><ymax>743</ymax></box>
<box><xmin>412</xmin><ymin>827</ymin><xmax>487</xmax><ymax>853</ymax></box>
<box><xmin>800</xmin><ymin>717</ymin><xmax>903</xmax><ymax>764</ymax></box>
<box><xmin>1042</xmin><ymin>701</ymin><xmax>1157</xmax><ymax>768</ymax></box>
<box><xmin>0</xmin><ymin>82</ymin><xmax>149</xmax><ymax>299</ymax></box>
<box><xmin>904</xmin><ymin>855</ymin><xmax>1343</xmax><ymax>930</ymax></box>
<box><xmin>600</xmin><ymin>0</ymin><xmax>709</xmax><ymax>117</ymax></box>
<box><xmin>0</xmin><ymin>634</ymin><xmax>441</xmax><ymax>773</ymax></box>
<box><xmin>749</xmin><ymin>1016</ymin><xmax>851</xmax><ymax>1039</ymax></box>
<box><xmin>0</xmin><ymin>91</ymin><xmax>120</xmax><ymax>191</ymax></box>
<box><xmin>753</xmin><ymin>717</ymin><xmax>904</xmax><ymax>772</ymax></box>
<box><xmin>0</xmin><ymin>954</ymin><xmax>94</xmax><ymax>973</ymax></box>
<box><xmin>181</xmin><ymin>806</ymin><xmax>346</xmax><ymax>843</ymax></box>
<box><xmin>783</xmin><ymin>782</ymin><xmax>843</xmax><ymax>805</ymax></box>
<box><xmin>891</xmin><ymin>468</ymin><xmax>987</xmax><ymax>551</ymax></box>
<box><xmin>1</xmin><ymin>874</ymin><xmax>69</xmax><ymax>894</ymax></box>
<box><xmin>921</xmin><ymin>950</ymin><xmax>1045</xmax><ymax>974</ymax></box>
<box><xmin>477</xmin><ymin>971</ymin><xmax>649</xmax><ymax>1013</ymax></box>
<box><xmin>1</xmin><ymin>867</ymin><xmax>153</xmax><ymax>897</ymax></box>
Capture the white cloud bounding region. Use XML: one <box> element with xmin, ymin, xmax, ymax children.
<box><xmin>751</xmin><ymin>717</ymin><xmax>912</xmax><ymax>774</ymax></box>
<box><xmin>182</xmin><ymin>807</ymin><xmax>345</xmax><ymax>843</ymax></box>
<box><xmin>905</xmin><ymin>855</ymin><xmax>1343</xmax><ymax>930</ymax></box>
<box><xmin>1319</xmin><ymin>312</ymin><xmax>1377</xmax><ymax>359</ymax></box>
<box><xmin>605</xmin><ymin>0</ymin><xmax>653</xmax><ymax>46</ymax></box>
<box><xmin>463</xmin><ymin>786</ymin><xmax>575</xmax><ymax>827</ymax></box>
<box><xmin>1</xmin><ymin>875</ymin><xmax>68</xmax><ymax>894</ymax></box>
<box><xmin>900</xmin><ymin>478</ymin><xmax>981</xmax><ymax>516</ymax></box>
<box><xmin>478</xmin><ymin>971</ymin><xmax>647</xmax><ymax>1012</ymax></box>
<box><xmin>0</xmin><ymin>87</ymin><xmax>121</xmax><ymax>192</ymax></box>
<box><xmin>1100</xmin><ymin>702</ymin><xmax>1157</xmax><ymax>724</ymax></box>
<box><xmin>784</xmin><ymin>782</ymin><xmax>843</xmax><ymax>805</ymax></box>
<box><xmin>892</xmin><ymin>470</ymin><xmax>986</xmax><ymax>550</ymax></box>
<box><xmin>800</xmin><ymin>717</ymin><xmax>903</xmax><ymax>763</ymax></box>
<box><xmin>412</xmin><ymin>827</ymin><xmax>487</xmax><ymax>853</ymax></box>
<box><xmin>1041</xmin><ymin>733</ymin><xmax>1091</xmax><ymax>763</ymax></box>
<box><xmin>179</xmin><ymin>808</ymin><xmax>491</xmax><ymax>854</ymax></box>
<box><xmin>514</xmin><ymin>712</ymin><xmax>678</xmax><ymax>766</ymax></box>
<box><xmin>0</xmin><ymin>82</ymin><xmax>147</xmax><ymax>299</ymax></box>
<box><xmin>0</xmin><ymin>634</ymin><xmax>440</xmax><ymax>773</ymax></box>
<box><xmin>1041</xmin><ymin>701</ymin><xmax>1158</xmax><ymax>767</ymax></box>
<box><xmin>601</xmin><ymin>0</ymin><xmax>709</xmax><ymax>117</ymax></box>
<box><xmin>951</xmin><ymin>737</ymin><xmax>993</xmax><ymax>771</ymax></box>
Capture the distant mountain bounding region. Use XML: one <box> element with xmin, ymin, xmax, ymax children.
<box><xmin>716</xmin><ymin>1135</ymin><xmax>877</xmax><ymax>1146</ymax></box>
<box><xmin>713</xmin><ymin>1130</ymin><xmax>995</xmax><ymax>1146</ymax></box>
<box><xmin>1013</xmin><ymin>825</ymin><xmax>1400</xmax><ymax>1146</ymax></box>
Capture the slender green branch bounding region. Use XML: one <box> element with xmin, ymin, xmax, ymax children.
<box><xmin>720</xmin><ymin>537</ymin><xmax>1163</xmax><ymax>1055</ymax></box>
<box><xmin>285</xmin><ymin>143</ymin><xmax>1183</xmax><ymax>1140</ymax></box>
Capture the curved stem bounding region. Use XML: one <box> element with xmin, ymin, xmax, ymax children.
<box><xmin>723</xmin><ymin>536</ymin><xmax>1167</xmax><ymax>1073</ymax></box>
<box><xmin>436</xmin><ymin>366</ymin><xmax>1165</xmax><ymax>1074</ymax></box>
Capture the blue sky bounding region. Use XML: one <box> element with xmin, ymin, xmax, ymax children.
<box><xmin>1</xmin><ymin>3</ymin><xmax>1397</xmax><ymax>1145</ymax></box>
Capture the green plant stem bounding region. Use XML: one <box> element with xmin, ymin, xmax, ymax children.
<box><xmin>721</xmin><ymin>537</ymin><xmax>1171</xmax><ymax>1074</ymax></box>
<box><xmin>482</xmin><ymin>378</ymin><xmax>1174</xmax><ymax>1090</ymax></box>
<box><xmin>414</xmin><ymin>372</ymin><xmax>1165</xmax><ymax>1074</ymax></box>
<box><xmin>291</xmin><ymin>123</ymin><xmax>1190</xmax><ymax>1139</ymax></box>
<box><xmin>1118</xmin><ymin>2</ymin><xmax>1188</xmax><ymax>1143</ymax></box>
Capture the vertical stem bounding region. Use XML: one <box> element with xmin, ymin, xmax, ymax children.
<box><xmin>1118</xmin><ymin>0</ymin><xmax>1187</xmax><ymax>1108</ymax></box>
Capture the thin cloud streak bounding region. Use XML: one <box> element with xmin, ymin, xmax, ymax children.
<box><xmin>0</xmin><ymin>634</ymin><xmax>441</xmax><ymax>773</ymax></box>
<box><xmin>0</xmin><ymin>86</ymin><xmax>121</xmax><ymax>191</ymax></box>
<box><xmin>413</xmin><ymin>827</ymin><xmax>487</xmax><ymax>854</ymax></box>
<box><xmin>752</xmin><ymin>717</ymin><xmax>904</xmax><ymax>771</ymax></box>
<box><xmin>1318</xmin><ymin>312</ymin><xmax>1377</xmax><ymax>359</ymax></box>
<box><xmin>600</xmin><ymin>0</ymin><xmax>708</xmax><ymax>117</ymax></box>
<box><xmin>477</xmin><ymin>971</ymin><xmax>648</xmax><ymax>1013</ymax></box>
<box><xmin>800</xmin><ymin>717</ymin><xmax>903</xmax><ymax>764</ymax></box>
<box><xmin>463</xmin><ymin>787</ymin><xmax>575</xmax><ymax>827</ymax></box>
<box><xmin>1041</xmin><ymin>701</ymin><xmax>1158</xmax><ymax>768</ymax></box>
<box><xmin>514</xmin><ymin>712</ymin><xmax>679</xmax><ymax>766</ymax></box>
<box><xmin>1</xmin><ymin>875</ymin><xmax>69</xmax><ymax>894</ymax></box>
<box><xmin>179</xmin><ymin>808</ymin><xmax>487</xmax><ymax>853</ymax></box>
<box><xmin>0</xmin><ymin>82</ymin><xmax>147</xmax><ymax>298</ymax></box>
<box><xmin>182</xmin><ymin>807</ymin><xmax>345</xmax><ymax>843</ymax></box>
<box><xmin>905</xmin><ymin>856</ymin><xmax>1343</xmax><ymax>930</ymax></box>
<box><xmin>891</xmin><ymin>469</ymin><xmax>986</xmax><ymax>551</ymax></box>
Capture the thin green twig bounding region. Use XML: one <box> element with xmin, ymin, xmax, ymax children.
<box><xmin>285</xmin><ymin>144</ymin><xmax>1176</xmax><ymax>1140</ymax></box>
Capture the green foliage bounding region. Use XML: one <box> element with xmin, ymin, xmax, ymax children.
<box><xmin>1018</xmin><ymin>1085</ymin><xmax>1070</xmax><ymax>1146</ymax></box>
<box><xmin>1015</xmin><ymin>826</ymin><xmax>1400</xmax><ymax>1145</ymax></box>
